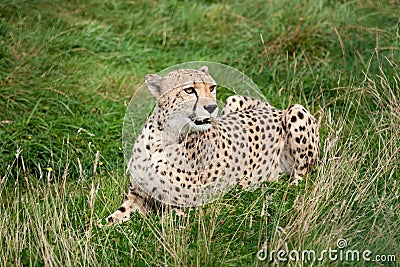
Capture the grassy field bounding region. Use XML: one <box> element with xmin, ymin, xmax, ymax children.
<box><xmin>1</xmin><ymin>0</ymin><xmax>399</xmax><ymax>266</ymax></box>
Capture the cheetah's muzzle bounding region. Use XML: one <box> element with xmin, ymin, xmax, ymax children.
<box><xmin>193</xmin><ymin>118</ymin><xmax>211</xmax><ymax>125</ymax></box>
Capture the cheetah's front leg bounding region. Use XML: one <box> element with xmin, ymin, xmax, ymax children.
<box><xmin>105</xmin><ymin>186</ymin><xmax>151</xmax><ymax>224</ymax></box>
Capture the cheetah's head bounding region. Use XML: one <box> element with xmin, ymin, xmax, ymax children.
<box><xmin>145</xmin><ymin>66</ymin><xmax>218</xmax><ymax>134</ymax></box>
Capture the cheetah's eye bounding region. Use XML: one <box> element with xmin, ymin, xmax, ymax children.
<box><xmin>209</xmin><ymin>85</ymin><xmax>216</xmax><ymax>93</ymax></box>
<box><xmin>184</xmin><ymin>87</ymin><xmax>195</xmax><ymax>94</ymax></box>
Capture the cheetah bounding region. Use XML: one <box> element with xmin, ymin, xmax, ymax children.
<box><xmin>106</xmin><ymin>66</ymin><xmax>319</xmax><ymax>223</ymax></box>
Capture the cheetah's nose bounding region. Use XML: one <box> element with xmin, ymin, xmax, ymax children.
<box><xmin>204</xmin><ymin>104</ymin><xmax>217</xmax><ymax>114</ymax></box>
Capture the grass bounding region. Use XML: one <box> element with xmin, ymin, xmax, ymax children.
<box><xmin>1</xmin><ymin>0</ymin><xmax>399</xmax><ymax>266</ymax></box>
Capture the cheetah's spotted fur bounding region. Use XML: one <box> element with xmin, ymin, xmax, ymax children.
<box><xmin>106</xmin><ymin>66</ymin><xmax>320</xmax><ymax>223</ymax></box>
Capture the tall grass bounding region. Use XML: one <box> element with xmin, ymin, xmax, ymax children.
<box><xmin>1</xmin><ymin>0</ymin><xmax>399</xmax><ymax>266</ymax></box>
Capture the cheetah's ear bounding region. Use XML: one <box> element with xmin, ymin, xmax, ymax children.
<box><xmin>199</xmin><ymin>66</ymin><xmax>209</xmax><ymax>74</ymax></box>
<box><xmin>145</xmin><ymin>74</ymin><xmax>163</xmax><ymax>98</ymax></box>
